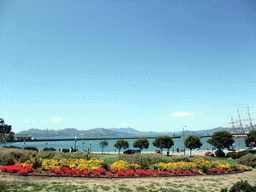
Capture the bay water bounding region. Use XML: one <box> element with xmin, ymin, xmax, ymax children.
<box><xmin>1</xmin><ymin>134</ymin><xmax>247</xmax><ymax>153</ymax></box>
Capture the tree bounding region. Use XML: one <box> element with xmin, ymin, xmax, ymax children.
<box><xmin>184</xmin><ymin>135</ymin><xmax>203</xmax><ymax>156</ymax></box>
<box><xmin>0</xmin><ymin>118</ymin><xmax>14</xmax><ymax>142</ymax></box>
<box><xmin>152</xmin><ymin>136</ymin><xmax>174</xmax><ymax>153</ymax></box>
<box><xmin>114</xmin><ymin>139</ymin><xmax>129</xmax><ymax>154</ymax></box>
<box><xmin>99</xmin><ymin>140</ymin><xmax>108</xmax><ymax>154</ymax></box>
<box><xmin>207</xmin><ymin>131</ymin><xmax>235</xmax><ymax>150</ymax></box>
<box><xmin>133</xmin><ymin>138</ymin><xmax>149</xmax><ymax>151</ymax></box>
<box><xmin>245</xmin><ymin>130</ymin><xmax>256</xmax><ymax>148</ymax></box>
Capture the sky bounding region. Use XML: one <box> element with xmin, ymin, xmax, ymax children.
<box><xmin>1</xmin><ymin>0</ymin><xmax>256</xmax><ymax>134</ymax></box>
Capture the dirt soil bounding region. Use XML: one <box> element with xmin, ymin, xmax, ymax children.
<box><xmin>0</xmin><ymin>169</ymin><xmax>256</xmax><ymax>192</ymax></box>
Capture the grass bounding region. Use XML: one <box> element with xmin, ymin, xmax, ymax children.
<box><xmin>102</xmin><ymin>156</ymin><xmax>119</xmax><ymax>164</ymax></box>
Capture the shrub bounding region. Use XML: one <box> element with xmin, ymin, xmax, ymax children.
<box><xmin>24</xmin><ymin>147</ymin><xmax>39</xmax><ymax>152</ymax></box>
<box><xmin>190</xmin><ymin>155</ymin><xmax>216</xmax><ymax>162</ymax></box>
<box><xmin>0</xmin><ymin>154</ymin><xmax>16</xmax><ymax>166</ymax></box>
<box><xmin>119</xmin><ymin>153</ymin><xmax>172</xmax><ymax>168</ymax></box>
<box><xmin>228</xmin><ymin>180</ymin><xmax>256</xmax><ymax>192</ymax></box>
<box><xmin>169</xmin><ymin>155</ymin><xmax>192</xmax><ymax>163</ymax></box>
<box><xmin>10</xmin><ymin>151</ymin><xmax>24</xmax><ymax>162</ymax></box>
<box><xmin>18</xmin><ymin>153</ymin><xmax>32</xmax><ymax>163</ymax></box>
<box><xmin>237</xmin><ymin>153</ymin><xmax>256</xmax><ymax>168</ymax></box>
<box><xmin>2</xmin><ymin>146</ymin><xmax>22</xmax><ymax>149</ymax></box>
<box><xmin>37</xmin><ymin>151</ymin><xmax>56</xmax><ymax>160</ymax></box>
<box><xmin>32</xmin><ymin>157</ymin><xmax>42</xmax><ymax>169</ymax></box>
<box><xmin>101</xmin><ymin>161</ymin><xmax>110</xmax><ymax>171</ymax></box>
<box><xmin>62</xmin><ymin>148</ymin><xmax>70</xmax><ymax>153</ymax></box>
<box><xmin>230</xmin><ymin>151</ymin><xmax>249</xmax><ymax>159</ymax></box>
<box><xmin>43</xmin><ymin>147</ymin><xmax>56</xmax><ymax>151</ymax></box>
<box><xmin>69</xmin><ymin>150</ymin><xmax>96</xmax><ymax>160</ymax></box>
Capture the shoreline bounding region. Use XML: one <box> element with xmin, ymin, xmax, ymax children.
<box><xmin>92</xmin><ymin>149</ymin><xmax>247</xmax><ymax>156</ymax></box>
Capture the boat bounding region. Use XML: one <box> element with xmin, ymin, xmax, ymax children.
<box><xmin>232</xmin><ymin>134</ymin><xmax>248</xmax><ymax>138</ymax></box>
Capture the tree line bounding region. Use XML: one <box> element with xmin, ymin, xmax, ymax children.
<box><xmin>99</xmin><ymin>130</ymin><xmax>256</xmax><ymax>156</ymax></box>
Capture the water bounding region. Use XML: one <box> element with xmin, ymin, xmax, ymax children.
<box><xmin>1</xmin><ymin>134</ymin><xmax>247</xmax><ymax>152</ymax></box>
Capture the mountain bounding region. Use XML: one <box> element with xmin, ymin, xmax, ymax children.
<box><xmin>16</xmin><ymin>128</ymin><xmax>137</xmax><ymax>138</ymax></box>
<box><xmin>16</xmin><ymin>127</ymin><xmax>234</xmax><ymax>138</ymax></box>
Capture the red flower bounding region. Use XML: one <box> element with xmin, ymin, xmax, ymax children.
<box><xmin>98</xmin><ymin>167</ymin><xmax>106</xmax><ymax>175</ymax></box>
<box><xmin>184</xmin><ymin>170</ymin><xmax>191</xmax><ymax>175</ymax></box>
<box><xmin>211</xmin><ymin>168</ymin><xmax>218</xmax><ymax>173</ymax></box>
<box><xmin>116</xmin><ymin>171</ymin><xmax>126</xmax><ymax>176</ymax></box>
<box><xmin>219</xmin><ymin>168</ymin><xmax>226</xmax><ymax>173</ymax></box>
<box><xmin>82</xmin><ymin>169</ymin><xmax>91</xmax><ymax>176</ymax></box>
<box><xmin>227</xmin><ymin>168</ymin><xmax>232</xmax><ymax>172</ymax></box>
<box><xmin>109</xmin><ymin>169</ymin><xmax>116</xmax><ymax>174</ymax></box>
<box><xmin>107</xmin><ymin>172</ymin><xmax>115</xmax><ymax>177</ymax></box>
<box><xmin>193</xmin><ymin>168</ymin><xmax>200</xmax><ymax>174</ymax></box>
<box><xmin>92</xmin><ymin>170</ymin><xmax>101</xmax><ymax>176</ymax></box>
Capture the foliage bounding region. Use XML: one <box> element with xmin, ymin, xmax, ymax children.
<box><xmin>228</xmin><ymin>180</ymin><xmax>256</xmax><ymax>192</ymax></box>
<box><xmin>184</xmin><ymin>135</ymin><xmax>203</xmax><ymax>156</ymax></box>
<box><xmin>43</xmin><ymin>147</ymin><xmax>56</xmax><ymax>151</ymax></box>
<box><xmin>0</xmin><ymin>154</ymin><xmax>16</xmax><ymax>166</ymax></box>
<box><xmin>152</xmin><ymin>136</ymin><xmax>174</xmax><ymax>152</ymax></box>
<box><xmin>119</xmin><ymin>153</ymin><xmax>172</xmax><ymax>168</ymax></box>
<box><xmin>207</xmin><ymin>131</ymin><xmax>235</xmax><ymax>150</ymax></box>
<box><xmin>37</xmin><ymin>151</ymin><xmax>56</xmax><ymax>160</ymax></box>
<box><xmin>24</xmin><ymin>147</ymin><xmax>39</xmax><ymax>152</ymax></box>
<box><xmin>114</xmin><ymin>139</ymin><xmax>129</xmax><ymax>154</ymax></box>
<box><xmin>190</xmin><ymin>155</ymin><xmax>216</xmax><ymax>162</ymax></box>
<box><xmin>169</xmin><ymin>155</ymin><xmax>192</xmax><ymax>163</ymax></box>
<box><xmin>18</xmin><ymin>153</ymin><xmax>32</xmax><ymax>163</ymax></box>
<box><xmin>0</xmin><ymin>118</ymin><xmax>14</xmax><ymax>142</ymax></box>
<box><xmin>99</xmin><ymin>140</ymin><xmax>108</xmax><ymax>154</ymax></box>
<box><xmin>2</xmin><ymin>146</ymin><xmax>22</xmax><ymax>149</ymax></box>
<box><xmin>237</xmin><ymin>153</ymin><xmax>256</xmax><ymax>168</ymax></box>
<box><xmin>133</xmin><ymin>138</ymin><xmax>149</xmax><ymax>151</ymax></box>
<box><xmin>245</xmin><ymin>130</ymin><xmax>256</xmax><ymax>148</ymax></box>
<box><xmin>229</xmin><ymin>151</ymin><xmax>249</xmax><ymax>159</ymax></box>
<box><xmin>62</xmin><ymin>148</ymin><xmax>70</xmax><ymax>153</ymax></box>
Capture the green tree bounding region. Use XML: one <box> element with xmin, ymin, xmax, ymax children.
<box><xmin>152</xmin><ymin>136</ymin><xmax>174</xmax><ymax>153</ymax></box>
<box><xmin>0</xmin><ymin>118</ymin><xmax>14</xmax><ymax>142</ymax></box>
<box><xmin>207</xmin><ymin>131</ymin><xmax>235</xmax><ymax>150</ymax></box>
<box><xmin>133</xmin><ymin>137</ymin><xmax>149</xmax><ymax>151</ymax></box>
<box><xmin>184</xmin><ymin>135</ymin><xmax>203</xmax><ymax>156</ymax></box>
<box><xmin>114</xmin><ymin>139</ymin><xmax>129</xmax><ymax>154</ymax></box>
<box><xmin>245</xmin><ymin>130</ymin><xmax>256</xmax><ymax>148</ymax></box>
<box><xmin>99</xmin><ymin>140</ymin><xmax>108</xmax><ymax>154</ymax></box>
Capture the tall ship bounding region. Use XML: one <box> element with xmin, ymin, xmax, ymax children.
<box><xmin>229</xmin><ymin>106</ymin><xmax>255</xmax><ymax>138</ymax></box>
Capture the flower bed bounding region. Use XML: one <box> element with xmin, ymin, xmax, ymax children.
<box><xmin>0</xmin><ymin>157</ymin><xmax>252</xmax><ymax>178</ymax></box>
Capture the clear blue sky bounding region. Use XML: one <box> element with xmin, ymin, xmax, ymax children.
<box><xmin>1</xmin><ymin>0</ymin><xmax>256</xmax><ymax>134</ymax></box>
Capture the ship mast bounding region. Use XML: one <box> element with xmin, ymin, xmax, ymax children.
<box><xmin>247</xmin><ymin>106</ymin><xmax>254</xmax><ymax>131</ymax></box>
<box><xmin>231</xmin><ymin>117</ymin><xmax>236</xmax><ymax>134</ymax></box>
<box><xmin>237</xmin><ymin>108</ymin><xmax>244</xmax><ymax>134</ymax></box>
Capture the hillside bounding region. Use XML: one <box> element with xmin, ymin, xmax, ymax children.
<box><xmin>16</xmin><ymin>126</ymin><xmax>233</xmax><ymax>138</ymax></box>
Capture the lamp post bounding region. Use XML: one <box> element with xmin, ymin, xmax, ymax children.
<box><xmin>82</xmin><ymin>140</ymin><xmax>84</xmax><ymax>151</ymax></box>
<box><xmin>75</xmin><ymin>136</ymin><xmax>77</xmax><ymax>150</ymax></box>
<box><xmin>90</xmin><ymin>141</ymin><xmax>91</xmax><ymax>152</ymax></box>
<box><xmin>23</xmin><ymin>139</ymin><xmax>26</xmax><ymax>149</ymax></box>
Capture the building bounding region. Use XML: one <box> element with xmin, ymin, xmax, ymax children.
<box><xmin>14</xmin><ymin>134</ymin><xmax>32</xmax><ymax>141</ymax></box>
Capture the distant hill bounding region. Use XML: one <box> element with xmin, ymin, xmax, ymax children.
<box><xmin>16</xmin><ymin>127</ymin><xmax>234</xmax><ymax>138</ymax></box>
<box><xmin>16</xmin><ymin>128</ymin><xmax>137</xmax><ymax>138</ymax></box>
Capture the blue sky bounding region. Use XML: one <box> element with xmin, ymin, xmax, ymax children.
<box><xmin>1</xmin><ymin>0</ymin><xmax>256</xmax><ymax>134</ymax></box>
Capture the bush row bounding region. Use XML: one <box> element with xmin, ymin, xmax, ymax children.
<box><xmin>0</xmin><ymin>147</ymin><xmax>96</xmax><ymax>166</ymax></box>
